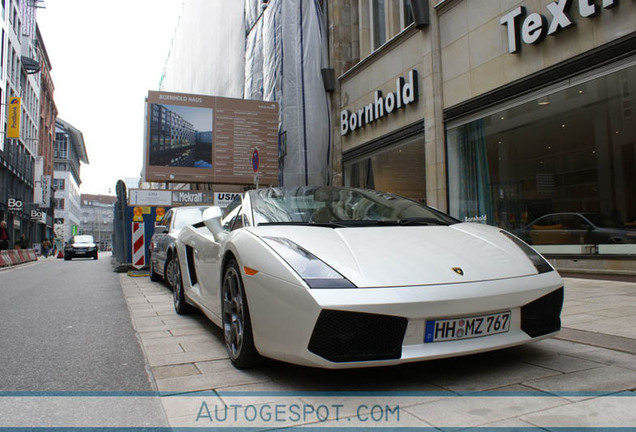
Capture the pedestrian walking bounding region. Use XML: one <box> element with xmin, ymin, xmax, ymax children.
<box><xmin>19</xmin><ymin>233</ymin><xmax>29</xmax><ymax>250</ymax></box>
<box><xmin>41</xmin><ymin>238</ymin><xmax>51</xmax><ymax>258</ymax></box>
<box><xmin>0</xmin><ymin>221</ymin><xmax>9</xmax><ymax>251</ymax></box>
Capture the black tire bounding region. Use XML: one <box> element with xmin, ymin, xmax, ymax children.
<box><xmin>64</xmin><ymin>255</ymin><xmax>71</xmax><ymax>261</ymax></box>
<box><xmin>222</xmin><ymin>259</ymin><xmax>260</xmax><ymax>368</ymax></box>
<box><xmin>93</xmin><ymin>252</ymin><xmax>98</xmax><ymax>260</ymax></box>
<box><xmin>149</xmin><ymin>256</ymin><xmax>161</xmax><ymax>282</ymax></box>
<box><xmin>170</xmin><ymin>253</ymin><xmax>193</xmax><ymax>314</ymax></box>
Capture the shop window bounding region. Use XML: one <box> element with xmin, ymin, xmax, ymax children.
<box><xmin>447</xmin><ymin>62</ymin><xmax>636</xmax><ymax>253</ymax></box>
<box><xmin>344</xmin><ymin>135</ymin><xmax>426</xmax><ymax>202</ymax></box>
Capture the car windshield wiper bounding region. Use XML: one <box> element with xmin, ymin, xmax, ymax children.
<box><xmin>396</xmin><ymin>217</ymin><xmax>450</xmax><ymax>226</ymax></box>
<box><xmin>258</xmin><ymin>221</ymin><xmax>348</xmax><ymax>228</ymax></box>
<box><xmin>261</xmin><ymin>219</ymin><xmax>449</xmax><ymax>227</ymax></box>
<box><xmin>329</xmin><ymin>218</ymin><xmax>449</xmax><ymax>226</ymax></box>
<box><xmin>329</xmin><ymin>220</ymin><xmax>400</xmax><ymax>227</ymax></box>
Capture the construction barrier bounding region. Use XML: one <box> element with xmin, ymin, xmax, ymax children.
<box><xmin>16</xmin><ymin>249</ymin><xmax>27</xmax><ymax>262</ymax></box>
<box><xmin>7</xmin><ymin>250</ymin><xmax>19</xmax><ymax>265</ymax></box>
<box><xmin>0</xmin><ymin>249</ymin><xmax>39</xmax><ymax>268</ymax></box>
<box><xmin>131</xmin><ymin>222</ymin><xmax>145</xmax><ymax>270</ymax></box>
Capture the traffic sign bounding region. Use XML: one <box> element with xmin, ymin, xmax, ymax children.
<box><xmin>252</xmin><ymin>148</ymin><xmax>259</xmax><ymax>173</ymax></box>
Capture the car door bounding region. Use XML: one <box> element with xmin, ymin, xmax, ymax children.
<box><xmin>529</xmin><ymin>215</ymin><xmax>558</xmax><ymax>245</ymax></box>
<box><xmin>200</xmin><ymin>196</ymin><xmax>245</xmax><ymax>318</ymax></box>
<box><xmin>564</xmin><ymin>214</ymin><xmax>589</xmax><ymax>244</ymax></box>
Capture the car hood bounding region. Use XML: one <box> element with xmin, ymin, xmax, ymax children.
<box><xmin>250</xmin><ymin>223</ymin><xmax>538</xmax><ymax>287</ymax></box>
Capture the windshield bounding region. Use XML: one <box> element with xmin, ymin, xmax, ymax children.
<box><xmin>73</xmin><ymin>235</ymin><xmax>94</xmax><ymax>244</ymax></box>
<box><xmin>173</xmin><ymin>207</ymin><xmax>208</xmax><ymax>230</ymax></box>
<box><xmin>250</xmin><ymin>187</ymin><xmax>458</xmax><ymax>227</ymax></box>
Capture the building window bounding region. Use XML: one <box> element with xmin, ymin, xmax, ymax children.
<box><xmin>447</xmin><ymin>61</ymin><xmax>636</xmax><ymax>253</ymax></box>
<box><xmin>401</xmin><ymin>0</ymin><xmax>414</xmax><ymax>28</ymax></box>
<box><xmin>371</xmin><ymin>0</ymin><xmax>386</xmax><ymax>50</ymax></box>
<box><xmin>53</xmin><ymin>178</ymin><xmax>65</xmax><ymax>191</ymax></box>
<box><xmin>54</xmin><ymin>138</ymin><xmax>68</xmax><ymax>159</ymax></box>
<box><xmin>0</xmin><ymin>31</ymin><xmax>4</xmax><ymax>80</ymax></box>
<box><xmin>350</xmin><ymin>0</ymin><xmax>415</xmax><ymax>65</ymax></box>
<box><xmin>344</xmin><ymin>134</ymin><xmax>426</xmax><ymax>202</ymax></box>
<box><xmin>55</xmin><ymin>198</ymin><xmax>65</xmax><ymax>210</ymax></box>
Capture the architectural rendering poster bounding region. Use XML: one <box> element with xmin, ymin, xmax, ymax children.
<box><xmin>144</xmin><ymin>90</ymin><xmax>279</xmax><ymax>185</ymax></box>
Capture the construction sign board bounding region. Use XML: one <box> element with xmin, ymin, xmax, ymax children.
<box><xmin>143</xmin><ymin>91</ymin><xmax>279</xmax><ymax>185</ymax></box>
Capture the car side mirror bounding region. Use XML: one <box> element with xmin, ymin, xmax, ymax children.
<box><xmin>154</xmin><ymin>225</ymin><xmax>168</xmax><ymax>234</ymax></box>
<box><xmin>203</xmin><ymin>206</ymin><xmax>226</xmax><ymax>242</ymax></box>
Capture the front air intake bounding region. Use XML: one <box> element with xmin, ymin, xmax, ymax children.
<box><xmin>521</xmin><ymin>287</ymin><xmax>564</xmax><ymax>338</ymax></box>
<box><xmin>308</xmin><ymin>310</ymin><xmax>407</xmax><ymax>362</ymax></box>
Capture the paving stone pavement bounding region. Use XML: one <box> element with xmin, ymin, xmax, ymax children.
<box><xmin>119</xmin><ymin>275</ymin><xmax>636</xmax><ymax>429</ymax></box>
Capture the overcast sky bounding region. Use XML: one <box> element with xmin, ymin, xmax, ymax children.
<box><xmin>37</xmin><ymin>0</ymin><xmax>183</xmax><ymax>195</ymax></box>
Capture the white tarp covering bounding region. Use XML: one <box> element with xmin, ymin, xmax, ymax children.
<box><xmin>245</xmin><ymin>0</ymin><xmax>331</xmax><ymax>186</ymax></box>
<box><xmin>160</xmin><ymin>0</ymin><xmax>246</xmax><ymax>98</ymax></box>
<box><xmin>161</xmin><ymin>0</ymin><xmax>332</xmax><ymax>186</ymax></box>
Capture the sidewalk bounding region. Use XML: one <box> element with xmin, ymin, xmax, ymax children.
<box><xmin>120</xmin><ymin>274</ymin><xmax>636</xmax><ymax>429</ymax></box>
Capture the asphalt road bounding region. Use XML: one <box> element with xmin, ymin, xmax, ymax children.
<box><xmin>0</xmin><ymin>253</ymin><xmax>155</xmax><ymax>392</ymax></box>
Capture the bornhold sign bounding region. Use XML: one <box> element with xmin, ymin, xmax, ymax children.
<box><xmin>340</xmin><ymin>70</ymin><xmax>418</xmax><ymax>136</ymax></box>
<box><xmin>144</xmin><ymin>91</ymin><xmax>279</xmax><ymax>185</ymax></box>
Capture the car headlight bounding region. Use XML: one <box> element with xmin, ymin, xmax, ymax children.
<box><xmin>261</xmin><ymin>236</ymin><xmax>356</xmax><ymax>289</ymax></box>
<box><xmin>500</xmin><ymin>230</ymin><xmax>554</xmax><ymax>274</ymax></box>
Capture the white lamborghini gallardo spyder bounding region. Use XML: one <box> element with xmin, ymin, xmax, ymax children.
<box><xmin>171</xmin><ymin>186</ymin><xmax>563</xmax><ymax>369</ymax></box>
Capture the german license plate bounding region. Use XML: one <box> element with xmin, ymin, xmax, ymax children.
<box><xmin>424</xmin><ymin>311</ymin><xmax>511</xmax><ymax>343</ymax></box>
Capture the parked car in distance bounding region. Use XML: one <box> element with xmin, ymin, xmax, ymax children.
<box><xmin>515</xmin><ymin>212</ymin><xmax>636</xmax><ymax>245</ymax></box>
<box><xmin>64</xmin><ymin>235</ymin><xmax>98</xmax><ymax>260</ymax></box>
<box><xmin>172</xmin><ymin>186</ymin><xmax>563</xmax><ymax>369</ymax></box>
<box><xmin>149</xmin><ymin>205</ymin><xmax>212</xmax><ymax>284</ymax></box>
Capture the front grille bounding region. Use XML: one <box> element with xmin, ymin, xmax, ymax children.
<box><xmin>521</xmin><ymin>287</ymin><xmax>564</xmax><ymax>338</ymax></box>
<box><xmin>308</xmin><ymin>310</ymin><xmax>407</xmax><ymax>363</ymax></box>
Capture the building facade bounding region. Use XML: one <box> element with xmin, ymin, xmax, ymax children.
<box><xmin>53</xmin><ymin>118</ymin><xmax>88</xmax><ymax>241</ymax></box>
<box><xmin>152</xmin><ymin>1</ymin><xmax>635</xmax><ymax>268</ymax></box>
<box><xmin>160</xmin><ymin>0</ymin><xmax>331</xmax><ymax>187</ymax></box>
<box><xmin>80</xmin><ymin>194</ymin><xmax>115</xmax><ymax>251</ymax></box>
<box><xmin>0</xmin><ymin>0</ymin><xmax>44</xmax><ymax>249</ymax></box>
<box><xmin>35</xmin><ymin>24</ymin><xmax>57</xmax><ymax>243</ymax></box>
<box><xmin>328</xmin><ymin>0</ymin><xmax>636</xmax><ymax>266</ymax></box>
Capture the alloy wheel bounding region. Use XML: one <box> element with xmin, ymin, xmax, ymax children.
<box><xmin>222</xmin><ymin>266</ymin><xmax>245</xmax><ymax>360</ymax></box>
<box><xmin>170</xmin><ymin>257</ymin><xmax>181</xmax><ymax>305</ymax></box>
